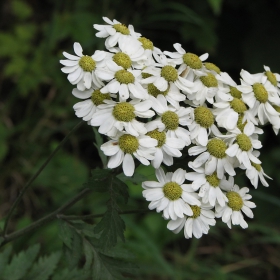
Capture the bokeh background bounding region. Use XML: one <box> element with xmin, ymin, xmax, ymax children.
<box><xmin>1</xmin><ymin>0</ymin><xmax>280</xmax><ymax>279</ymax></box>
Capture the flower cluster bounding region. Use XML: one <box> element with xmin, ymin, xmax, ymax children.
<box><xmin>60</xmin><ymin>17</ymin><xmax>279</xmax><ymax>239</ymax></box>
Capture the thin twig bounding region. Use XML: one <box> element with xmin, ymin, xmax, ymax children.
<box><xmin>3</xmin><ymin>121</ymin><xmax>84</xmax><ymax>236</ymax></box>
<box><xmin>1</xmin><ymin>188</ymin><xmax>91</xmax><ymax>247</ymax></box>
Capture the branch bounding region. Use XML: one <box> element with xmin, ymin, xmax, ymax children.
<box><xmin>1</xmin><ymin>188</ymin><xmax>91</xmax><ymax>247</ymax></box>
<box><xmin>3</xmin><ymin>120</ymin><xmax>84</xmax><ymax>236</ymax></box>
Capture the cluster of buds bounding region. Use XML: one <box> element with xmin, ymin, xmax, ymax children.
<box><xmin>60</xmin><ymin>17</ymin><xmax>280</xmax><ymax>239</ymax></box>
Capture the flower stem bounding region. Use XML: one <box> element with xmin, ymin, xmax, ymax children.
<box><xmin>2</xmin><ymin>121</ymin><xmax>84</xmax><ymax>236</ymax></box>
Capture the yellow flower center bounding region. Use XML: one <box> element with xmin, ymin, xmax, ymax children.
<box><xmin>142</xmin><ymin>72</ymin><xmax>152</xmax><ymax>79</ymax></box>
<box><xmin>207</xmin><ymin>138</ymin><xmax>227</xmax><ymax>159</ymax></box>
<box><xmin>265</xmin><ymin>71</ymin><xmax>277</xmax><ymax>86</ymax></box>
<box><xmin>91</xmin><ymin>89</ymin><xmax>111</xmax><ymax>106</ymax></box>
<box><xmin>163</xmin><ymin>182</ymin><xmax>182</xmax><ymax>200</ymax></box>
<box><xmin>229</xmin><ymin>86</ymin><xmax>242</xmax><ymax>99</ymax></box>
<box><xmin>251</xmin><ymin>161</ymin><xmax>261</xmax><ymax>172</ymax></box>
<box><xmin>115</xmin><ymin>70</ymin><xmax>135</xmax><ymax>84</ymax></box>
<box><xmin>147</xmin><ymin>83</ymin><xmax>169</xmax><ymax>97</ymax></box>
<box><xmin>113</xmin><ymin>23</ymin><xmax>130</xmax><ymax>35</ymax></box>
<box><xmin>118</xmin><ymin>134</ymin><xmax>139</xmax><ymax>154</ymax></box>
<box><xmin>161</xmin><ymin>66</ymin><xmax>178</xmax><ymax>82</ymax></box>
<box><xmin>146</xmin><ymin>129</ymin><xmax>166</xmax><ymax>147</ymax></box>
<box><xmin>200</xmin><ymin>73</ymin><xmax>218</xmax><ymax>88</ymax></box>
<box><xmin>206</xmin><ymin>172</ymin><xmax>220</xmax><ymax>187</ymax></box>
<box><xmin>252</xmin><ymin>83</ymin><xmax>268</xmax><ymax>103</ymax></box>
<box><xmin>230</xmin><ymin>98</ymin><xmax>247</xmax><ymax>113</ymax></box>
<box><xmin>204</xmin><ymin>62</ymin><xmax>221</xmax><ymax>74</ymax></box>
<box><xmin>183</xmin><ymin>53</ymin><xmax>202</xmax><ymax>69</ymax></box>
<box><xmin>113</xmin><ymin>52</ymin><xmax>132</xmax><ymax>69</ymax></box>
<box><xmin>138</xmin><ymin>37</ymin><xmax>153</xmax><ymax>50</ymax></box>
<box><xmin>161</xmin><ymin>111</ymin><xmax>179</xmax><ymax>130</ymax></box>
<box><xmin>226</xmin><ymin>191</ymin><xmax>243</xmax><ymax>211</ymax></box>
<box><xmin>113</xmin><ymin>102</ymin><xmax>135</xmax><ymax>122</ymax></box>
<box><xmin>236</xmin><ymin>133</ymin><xmax>252</xmax><ymax>151</ymax></box>
<box><xmin>194</xmin><ymin>106</ymin><xmax>214</xmax><ymax>128</ymax></box>
<box><xmin>237</xmin><ymin>114</ymin><xmax>247</xmax><ymax>132</ymax></box>
<box><xmin>189</xmin><ymin>205</ymin><xmax>201</xmax><ymax>218</ymax></box>
<box><xmin>79</xmin><ymin>55</ymin><xmax>96</xmax><ymax>72</ymax></box>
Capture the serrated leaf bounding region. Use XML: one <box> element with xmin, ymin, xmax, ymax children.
<box><xmin>84</xmin><ymin>169</ymin><xmax>112</xmax><ymax>192</ymax></box>
<box><xmin>2</xmin><ymin>244</ymin><xmax>40</xmax><ymax>280</ymax></box>
<box><xmin>24</xmin><ymin>251</ymin><xmax>61</xmax><ymax>280</ymax></box>
<box><xmin>0</xmin><ymin>246</ymin><xmax>12</xmax><ymax>273</ymax></box>
<box><xmin>112</xmin><ymin>177</ymin><xmax>129</xmax><ymax>204</ymax></box>
<box><xmin>52</xmin><ymin>268</ymin><xmax>88</xmax><ymax>280</ymax></box>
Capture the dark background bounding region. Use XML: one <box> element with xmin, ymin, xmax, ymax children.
<box><xmin>1</xmin><ymin>0</ymin><xmax>280</xmax><ymax>279</ymax></box>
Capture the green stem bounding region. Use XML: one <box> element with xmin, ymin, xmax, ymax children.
<box><xmin>57</xmin><ymin>209</ymin><xmax>150</xmax><ymax>221</ymax></box>
<box><xmin>1</xmin><ymin>188</ymin><xmax>91</xmax><ymax>247</ymax></box>
<box><xmin>3</xmin><ymin>121</ymin><xmax>84</xmax><ymax>236</ymax></box>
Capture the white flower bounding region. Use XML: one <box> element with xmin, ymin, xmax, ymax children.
<box><xmin>96</xmin><ymin>60</ymin><xmax>148</xmax><ymax>101</ymax></box>
<box><xmin>141</xmin><ymin>54</ymin><xmax>194</xmax><ymax>93</ymax></box>
<box><xmin>216</xmin><ymin>184</ymin><xmax>256</xmax><ymax>229</ymax></box>
<box><xmin>164</xmin><ymin>43</ymin><xmax>209</xmax><ymax>77</ymax></box>
<box><xmin>188</xmin><ymin>138</ymin><xmax>236</xmax><ymax>179</ymax></box>
<box><xmin>185</xmin><ymin>162</ymin><xmax>230</xmax><ymax>207</ymax></box>
<box><xmin>93</xmin><ymin>17</ymin><xmax>141</xmax><ymax>50</ymax></box>
<box><xmin>167</xmin><ymin>201</ymin><xmax>216</xmax><ymax>239</ymax></box>
<box><xmin>142</xmin><ymin>168</ymin><xmax>201</xmax><ymax>220</ymax></box>
<box><xmin>261</xmin><ymin>65</ymin><xmax>280</xmax><ymax>89</ymax></box>
<box><xmin>101</xmin><ymin>132</ymin><xmax>157</xmax><ymax>176</ymax></box>
<box><xmin>91</xmin><ymin>99</ymin><xmax>154</xmax><ymax>137</ymax></box>
<box><xmin>237</xmin><ymin>69</ymin><xmax>280</xmax><ymax>125</ymax></box>
<box><xmin>224</xmin><ymin>122</ymin><xmax>262</xmax><ymax>170</ymax></box>
<box><xmin>60</xmin><ymin>43</ymin><xmax>106</xmax><ymax>90</ymax></box>
<box><xmin>145</xmin><ymin>129</ymin><xmax>185</xmax><ymax>168</ymax></box>
<box><xmin>145</xmin><ymin>95</ymin><xmax>192</xmax><ymax>145</ymax></box>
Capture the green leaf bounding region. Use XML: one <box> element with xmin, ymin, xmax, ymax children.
<box><xmin>24</xmin><ymin>251</ymin><xmax>61</xmax><ymax>280</ymax></box>
<box><xmin>113</xmin><ymin>177</ymin><xmax>129</xmax><ymax>204</ymax></box>
<box><xmin>93</xmin><ymin>127</ymin><xmax>107</xmax><ymax>168</ymax></box>
<box><xmin>94</xmin><ymin>205</ymin><xmax>126</xmax><ymax>250</ymax></box>
<box><xmin>84</xmin><ymin>169</ymin><xmax>112</xmax><ymax>192</ymax></box>
<box><xmin>2</xmin><ymin>244</ymin><xmax>40</xmax><ymax>280</ymax></box>
<box><xmin>52</xmin><ymin>268</ymin><xmax>88</xmax><ymax>280</ymax></box>
<box><xmin>207</xmin><ymin>0</ymin><xmax>223</xmax><ymax>15</ymax></box>
<box><xmin>0</xmin><ymin>246</ymin><xmax>12</xmax><ymax>273</ymax></box>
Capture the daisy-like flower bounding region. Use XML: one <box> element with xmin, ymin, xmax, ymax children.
<box><xmin>93</xmin><ymin>17</ymin><xmax>141</xmax><ymax>50</ymax></box>
<box><xmin>164</xmin><ymin>43</ymin><xmax>209</xmax><ymax>77</ymax></box>
<box><xmin>96</xmin><ymin>60</ymin><xmax>148</xmax><ymax>101</ymax></box>
<box><xmin>101</xmin><ymin>132</ymin><xmax>157</xmax><ymax>176</ymax></box>
<box><xmin>185</xmin><ymin>162</ymin><xmax>230</xmax><ymax>207</ymax></box>
<box><xmin>216</xmin><ymin>184</ymin><xmax>256</xmax><ymax>229</ymax></box>
<box><xmin>167</xmin><ymin>201</ymin><xmax>216</xmax><ymax>239</ymax></box>
<box><xmin>237</xmin><ymin>69</ymin><xmax>280</xmax><ymax>125</ymax></box>
<box><xmin>73</xmin><ymin>88</ymin><xmax>113</xmax><ymax>122</ymax></box>
<box><xmin>60</xmin><ymin>43</ymin><xmax>106</xmax><ymax>91</ymax></box>
<box><xmin>188</xmin><ymin>137</ymin><xmax>236</xmax><ymax>179</ymax></box>
<box><xmin>261</xmin><ymin>65</ymin><xmax>280</xmax><ymax>89</ymax></box>
<box><xmin>142</xmin><ymin>168</ymin><xmax>201</xmax><ymax>220</ymax></box>
<box><xmin>145</xmin><ymin>129</ymin><xmax>185</xmax><ymax>168</ymax></box>
<box><xmin>187</xmin><ymin>105</ymin><xmax>220</xmax><ymax>146</ymax></box>
<box><xmin>91</xmin><ymin>99</ymin><xmax>154</xmax><ymax>137</ymax></box>
<box><xmin>145</xmin><ymin>95</ymin><xmax>192</xmax><ymax>145</ymax></box>
<box><xmin>141</xmin><ymin>54</ymin><xmax>194</xmax><ymax>93</ymax></box>
<box><xmin>224</xmin><ymin>122</ymin><xmax>262</xmax><ymax>170</ymax></box>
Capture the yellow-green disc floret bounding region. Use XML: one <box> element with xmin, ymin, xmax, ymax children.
<box><xmin>161</xmin><ymin>111</ymin><xmax>179</xmax><ymax>130</ymax></box>
<box><xmin>200</xmin><ymin>73</ymin><xmax>218</xmax><ymax>88</ymax></box>
<box><xmin>207</xmin><ymin>138</ymin><xmax>227</xmax><ymax>159</ymax></box>
<box><xmin>138</xmin><ymin>37</ymin><xmax>153</xmax><ymax>50</ymax></box>
<box><xmin>189</xmin><ymin>205</ymin><xmax>201</xmax><ymax>218</ymax></box>
<box><xmin>113</xmin><ymin>23</ymin><xmax>130</xmax><ymax>35</ymax></box>
<box><xmin>146</xmin><ymin>129</ymin><xmax>166</xmax><ymax>147</ymax></box>
<box><xmin>113</xmin><ymin>52</ymin><xmax>132</xmax><ymax>69</ymax></box>
<box><xmin>204</xmin><ymin>62</ymin><xmax>221</xmax><ymax>74</ymax></box>
<box><xmin>113</xmin><ymin>102</ymin><xmax>135</xmax><ymax>122</ymax></box>
<box><xmin>161</xmin><ymin>66</ymin><xmax>178</xmax><ymax>82</ymax></box>
<box><xmin>163</xmin><ymin>182</ymin><xmax>182</xmax><ymax>200</ymax></box>
<box><xmin>91</xmin><ymin>90</ymin><xmax>111</xmax><ymax>106</ymax></box>
<box><xmin>115</xmin><ymin>70</ymin><xmax>135</xmax><ymax>84</ymax></box>
<box><xmin>252</xmin><ymin>83</ymin><xmax>268</xmax><ymax>103</ymax></box>
<box><xmin>142</xmin><ymin>72</ymin><xmax>152</xmax><ymax>79</ymax></box>
<box><xmin>206</xmin><ymin>172</ymin><xmax>220</xmax><ymax>187</ymax></box>
<box><xmin>236</xmin><ymin>133</ymin><xmax>252</xmax><ymax>151</ymax></box>
<box><xmin>79</xmin><ymin>55</ymin><xmax>96</xmax><ymax>72</ymax></box>
<box><xmin>230</xmin><ymin>98</ymin><xmax>247</xmax><ymax>113</ymax></box>
<box><xmin>272</xmin><ymin>105</ymin><xmax>280</xmax><ymax>113</ymax></box>
<box><xmin>148</xmin><ymin>83</ymin><xmax>169</xmax><ymax>97</ymax></box>
<box><xmin>118</xmin><ymin>134</ymin><xmax>139</xmax><ymax>154</ymax></box>
<box><xmin>251</xmin><ymin>161</ymin><xmax>261</xmax><ymax>172</ymax></box>
<box><xmin>229</xmin><ymin>86</ymin><xmax>242</xmax><ymax>99</ymax></box>
<box><xmin>183</xmin><ymin>53</ymin><xmax>202</xmax><ymax>69</ymax></box>
<box><xmin>226</xmin><ymin>191</ymin><xmax>243</xmax><ymax>211</ymax></box>
<box><xmin>237</xmin><ymin>114</ymin><xmax>247</xmax><ymax>132</ymax></box>
<box><xmin>194</xmin><ymin>106</ymin><xmax>214</xmax><ymax>128</ymax></box>
<box><xmin>265</xmin><ymin>71</ymin><xmax>277</xmax><ymax>86</ymax></box>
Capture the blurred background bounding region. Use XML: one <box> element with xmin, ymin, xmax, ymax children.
<box><xmin>1</xmin><ymin>0</ymin><xmax>280</xmax><ymax>279</ymax></box>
